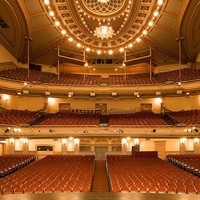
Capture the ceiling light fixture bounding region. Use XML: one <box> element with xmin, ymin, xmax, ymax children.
<box><xmin>44</xmin><ymin>0</ymin><xmax>164</xmax><ymax>55</ymax></box>
<box><xmin>98</xmin><ymin>0</ymin><xmax>110</xmax><ymax>3</ymax></box>
<box><xmin>94</xmin><ymin>25</ymin><xmax>114</xmax><ymax>39</ymax></box>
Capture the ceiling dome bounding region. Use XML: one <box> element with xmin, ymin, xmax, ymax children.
<box><xmin>43</xmin><ymin>0</ymin><xmax>165</xmax><ymax>53</ymax></box>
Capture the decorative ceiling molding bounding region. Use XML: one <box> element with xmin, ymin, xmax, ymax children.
<box><xmin>42</xmin><ymin>0</ymin><xmax>165</xmax><ymax>54</ymax></box>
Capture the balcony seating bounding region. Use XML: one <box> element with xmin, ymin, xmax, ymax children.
<box><xmin>0</xmin><ymin>155</ymin><xmax>95</xmax><ymax>195</ymax></box>
<box><xmin>48</xmin><ymin>73</ymin><xmax>101</xmax><ymax>86</ymax></box>
<box><xmin>37</xmin><ymin>110</ymin><xmax>101</xmax><ymax>126</ymax></box>
<box><xmin>165</xmin><ymin>109</ymin><xmax>200</xmax><ymax>126</ymax></box>
<box><xmin>0</xmin><ymin>109</ymin><xmax>46</xmax><ymax>126</ymax></box>
<box><xmin>0</xmin><ymin>67</ymin><xmax>199</xmax><ymax>87</ymax></box>
<box><xmin>106</xmin><ymin>155</ymin><xmax>199</xmax><ymax>194</ymax></box>
<box><xmin>109</xmin><ymin>111</ymin><xmax>169</xmax><ymax>127</ymax></box>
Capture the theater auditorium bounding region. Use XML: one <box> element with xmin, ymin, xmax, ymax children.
<box><xmin>0</xmin><ymin>0</ymin><xmax>200</xmax><ymax>199</ymax></box>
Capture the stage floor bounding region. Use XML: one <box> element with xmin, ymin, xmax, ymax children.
<box><xmin>0</xmin><ymin>192</ymin><xmax>199</xmax><ymax>200</ymax></box>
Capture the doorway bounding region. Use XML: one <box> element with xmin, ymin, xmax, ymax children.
<box><xmin>95</xmin><ymin>146</ymin><xmax>108</xmax><ymax>160</ymax></box>
<box><xmin>155</xmin><ymin>141</ymin><xmax>166</xmax><ymax>160</ymax></box>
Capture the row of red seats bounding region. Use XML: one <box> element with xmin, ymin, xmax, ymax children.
<box><xmin>0</xmin><ymin>155</ymin><xmax>95</xmax><ymax>195</ymax></box>
<box><xmin>106</xmin><ymin>155</ymin><xmax>200</xmax><ymax>194</ymax></box>
<box><xmin>166</xmin><ymin>109</ymin><xmax>200</xmax><ymax>126</ymax></box>
<box><xmin>0</xmin><ymin>154</ymin><xmax>36</xmax><ymax>178</ymax></box>
<box><xmin>0</xmin><ymin>109</ymin><xmax>45</xmax><ymax>126</ymax></box>
<box><xmin>0</xmin><ymin>68</ymin><xmax>200</xmax><ymax>86</ymax></box>
<box><xmin>167</xmin><ymin>154</ymin><xmax>200</xmax><ymax>176</ymax></box>
<box><xmin>109</xmin><ymin>111</ymin><xmax>169</xmax><ymax>127</ymax></box>
<box><xmin>37</xmin><ymin>111</ymin><xmax>101</xmax><ymax>126</ymax></box>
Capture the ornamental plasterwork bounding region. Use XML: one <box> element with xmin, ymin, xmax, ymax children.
<box><xmin>43</xmin><ymin>0</ymin><xmax>164</xmax><ymax>52</ymax></box>
<box><xmin>94</xmin><ymin>138</ymin><xmax>109</xmax><ymax>143</ymax></box>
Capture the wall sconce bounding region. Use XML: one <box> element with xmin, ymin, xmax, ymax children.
<box><xmin>74</xmin><ymin>138</ymin><xmax>80</xmax><ymax>145</ymax></box>
<box><xmin>122</xmin><ymin>138</ymin><xmax>127</xmax><ymax>145</ymax></box>
<box><xmin>13</xmin><ymin>128</ymin><xmax>21</xmax><ymax>133</ymax></box>
<box><xmin>184</xmin><ymin>127</ymin><xmax>198</xmax><ymax>133</ymax></box>
<box><xmin>156</xmin><ymin>97</ymin><xmax>162</xmax><ymax>104</ymax></box>
<box><xmin>134</xmin><ymin>138</ymin><xmax>139</xmax><ymax>145</ymax></box>
<box><xmin>62</xmin><ymin>138</ymin><xmax>67</xmax><ymax>145</ymax></box>
<box><xmin>68</xmin><ymin>91</ymin><xmax>73</xmax><ymax>98</ymax></box>
<box><xmin>10</xmin><ymin>138</ymin><xmax>15</xmax><ymax>144</ymax></box>
<box><xmin>19</xmin><ymin>138</ymin><xmax>28</xmax><ymax>144</ymax></box>
<box><xmin>194</xmin><ymin>138</ymin><xmax>199</xmax><ymax>144</ymax></box>
<box><xmin>180</xmin><ymin>138</ymin><xmax>187</xmax><ymax>144</ymax></box>
<box><xmin>48</xmin><ymin>97</ymin><xmax>55</xmax><ymax>104</ymax></box>
<box><xmin>3</xmin><ymin>94</ymin><xmax>9</xmax><ymax>101</ymax></box>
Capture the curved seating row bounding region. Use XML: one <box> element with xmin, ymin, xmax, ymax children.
<box><xmin>166</xmin><ymin>154</ymin><xmax>200</xmax><ymax>177</ymax></box>
<box><xmin>0</xmin><ymin>68</ymin><xmax>200</xmax><ymax>86</ymax></box>
<box><xmin>1</xmin><ymin>109</ymin><xmax>200</xmax><ymax>127</ymax></box>
<box><xmin>0</xmin><ymin>154</ymin><xmax>36</xmax><ymax>178</ymax></box>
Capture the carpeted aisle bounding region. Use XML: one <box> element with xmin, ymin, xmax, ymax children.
<box><xmin>92</xmin><ymin>160</ymin><xmax>109</xmax><ymax>192</ymax></box>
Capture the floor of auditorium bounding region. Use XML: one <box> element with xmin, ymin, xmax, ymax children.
<box><xmin>0</xmin><ymin>192</ymin><xmax>199</xmax><ymax>200</ymax></box>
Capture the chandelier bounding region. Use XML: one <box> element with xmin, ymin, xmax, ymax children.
<box><xmin>94</xmin><ymin>25</ymin><xmax>114</xmax><ymax>39</ymax></box>
<box><xmin>97</xmin><ymin>0</ymin><xmax>110</xmax><ymax>3</ymax></box>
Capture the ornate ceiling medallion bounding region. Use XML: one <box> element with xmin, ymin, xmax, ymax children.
<box><xmin>94</xmin><ymin>25</ymin><xmax>114</xmax><ymax>39</ymax></box>
<box><xmin>81</xmin><ymin>0</ymin><xmax>125</xmax><ymax>17</ymax></box>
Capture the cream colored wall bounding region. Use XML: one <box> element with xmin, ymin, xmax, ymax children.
<box><xmin>28</xmin><ymin>139</ymin><xmax>62</xmax><ymax>152</ymax></box>
<box><xmin>163</xmin><ymin>96</ymin><xmax>192</xmax><ymax>111</ymax></box>
<box><xmin>0</xmin><ymin>44</ymin><xmax>18</xmax><ymax>67</ymax></box>
<box><xmin>1</xmin><ymin>93</ymin><xmax>200</xmax><ymax>112</ymax></box>
<box><xmin>0</xmin><ymin>95</ymin><xmax>45</xmax><ymax>111</ymax></box>
<box><xmin>139</xmin><ymin>138</ymin><xmax>180</xmax><ymax>152</ymax></box>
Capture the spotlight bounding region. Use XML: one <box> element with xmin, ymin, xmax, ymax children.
<box><xmin>4</xmin><ymin>127</ymin><xmax>10</xmax><ymax>133</ymax></box>
<box><xmin>193</xmin><ymin>127</ymin><xmax>199</xmax><ymax>133</ymax></box>
<box><xmin>152</xmin><ymin>129</ymin><xmax>156</xmax><ymax>133</ymax></box>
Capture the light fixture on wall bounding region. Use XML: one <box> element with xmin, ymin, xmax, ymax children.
<box><xmin>90</xmin><ymin>92</ymin><xmax>95</xmax><ymax>97</ymax></box>
<box><xmin>184</xmin><ymin>127</ymin><xmax>198</xmax><ymax>133</ymax></box>
<box><xmin>112</xmin><ymin>91</ymin><xmax>117</xmax><ymax>96</ymax></box>
<box><xmin>68</xmin><ymin>91</ymin><xmax>73</xmax><ymax>98</ymax></box>
<box><xmin>13</xmin><ymin>128</ymin><xmax>21</xmax><ymax>133</ymax></box>
<box><xmin>45</xmin><ymin>91</ymin><xmax>51</xmax><ymax>96</ymax></box>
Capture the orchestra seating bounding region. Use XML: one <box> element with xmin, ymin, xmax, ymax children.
<box><xmin>166</xmin><ymin>154</ymin><xmax>200</xmax><ymax>177</ymax></box>
<box><xmin>0</xmin><ymin>68</ymin><xmax>200</xmax><ymax>86</ymax></box>
<box><xmin>106</xmin><ymin>155</ymin><xmax>200</xmax><ymax>194</ymax></box>
<box><xmin>109</xmin><ymin>111</ymin><xmax>169</xmax><ymax>127</ymax></box>
<box><xmin>0</xmin><ymin>154</ymin><xmax>36</xmax><ymax>178</ymax></box>
<box><xmin>165</xmin><ymin>109</ymin><xmax>200</xmax><ymax>126</ymax></box>
<box><xmin>0</xmin><ymin>109</ymin><xmax>46</xmax><ymax>126</ymax></box>
<box><xmin>37</xmin><ymin>110</ymin><xmax>101</xmax><ymax>126</ymax></box>
<box><xmin>0</xmin><ymin>155</ymin><xmax>95</xmax><ymax>195</ymax></box>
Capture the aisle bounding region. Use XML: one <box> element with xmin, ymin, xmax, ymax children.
<box><xmin>92</xmin><ymin>160</ymin><xmax>109</xmax><ymax>192</ymax></box>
